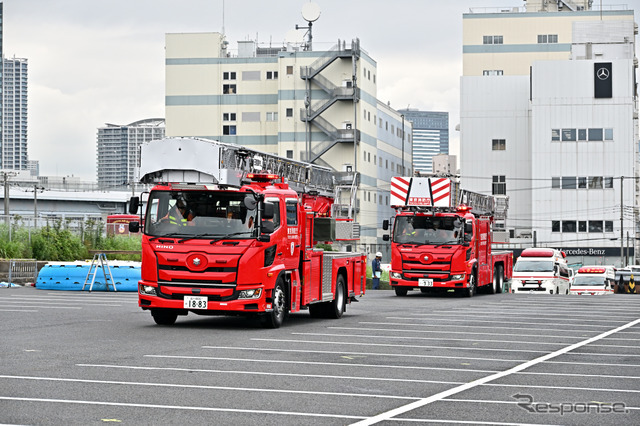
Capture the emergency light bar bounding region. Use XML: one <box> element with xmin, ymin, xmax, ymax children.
<box><xmin>577</xmin><ymin>267</ymin><xmax>607</xmax><ymax>274</ymax></box>
<box><xmin>247</xmin><ymin>173</ymin><xmax>280</xmax><ymax>182</ymax></box>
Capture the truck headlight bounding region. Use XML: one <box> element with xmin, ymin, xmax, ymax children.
<box><xmin>238</xmin><ymin>288</ymin><xmax>263</xmax><ymax>299</ymax></box>
<box><xmin>451</xmin><ymin>274</ymin><xmax>465</xmax><ymax>281</ymax></box>
<box><xmin>139</xmin><ymin>284</ymin><xmax>157</xmax><ymax>296</ymax></box>
<box><xmin>391</xmin><ymin>272</ymin><xmax>402</xmax><ymax>279</ymax></box>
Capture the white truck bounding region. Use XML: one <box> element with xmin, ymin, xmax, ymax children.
<box><xmin>512</xmin><ymin>248</ymin><xmax>572</xmax><ymax>294</ymax></box>
<box><xmin>570</xmin><ymin>266</ymin><xmax>616</xmax><ymax>296</ymax></box>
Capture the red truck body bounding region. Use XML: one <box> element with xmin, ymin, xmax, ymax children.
<box><xmin>385</xmin><ymin>177</ymin><xmax>512</xmax><ymax>297</ymax></box>
<box><xmin>130</xmin><ymin>137</ymin><xmax>365</xmax><ymax>327</ymax></box>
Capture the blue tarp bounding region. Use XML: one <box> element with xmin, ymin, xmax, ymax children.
<box><xmin>36</xmin><ymin>261</ymin><xmax>140</xmax><ymax>291</ymax></box>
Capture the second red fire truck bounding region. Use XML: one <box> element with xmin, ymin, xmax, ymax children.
<box><xmin>129</xmin><ymin>137</ymin><xmax>365</xmax><ymax>328</ymax></box>
<box><xmin>383</xmin><ymin>176</ymin><xmax>512</xmax><ymax>297</ymax></box>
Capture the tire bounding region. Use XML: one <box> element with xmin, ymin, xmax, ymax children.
<box><xmin>395</xmin><ymin>287</ymin><xmax>408</xmax><ymax>297</ymax></box>
<box><xmin>151</xmin><ymin>309</ymin><xmax>178</xmax><ymax>326</ymax></box>
<box><xmin>490</xmin><ymin>267</ymin><xmax>498</xmax><ymax>294</ymax></box>
<box><xmin>261</xmin><ymin>277</ymin><xmax>287</xmax><ymax>328</ymax></box>
<box><xmin>465</xmin><ymin>273</ymin><xmax>476</xmax><ymax>297</ymax></box>
<box><xmin>326</xmin><ymin>275</ymin><xmax>347</xmax><ymax>319</ymax></box>
<box><xmin>496</xmin><ymin>266</ymin><xmax>503</xmax><ymax>294</ymax></box>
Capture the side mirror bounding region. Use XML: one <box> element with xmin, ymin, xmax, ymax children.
<box><xmin>244</xmin><ymin>194</ymin><xmax>257</xmax><ymax>211</ymax></box>
<box><xmin>261</xmin><ymin>220</ymin><xmax>275</xmax><ymax>234</ymax></box>
<box><xmin>382</xmin><ymin>234</ymin><xmax>390</xmax><ymax>241</ymax></box>
<box><xmin>129</xmin><ymin>196</ymin><xmax>140</xmax><ymax>214</ymax></box>
<box><xmin>261</xmin><ymin>201</ymin><xmax>274</xmax><ymax>219</ymax></box>
<box><xmin>128</xmin><ymin>221</ymin><xmax>140</xmax><ymax>233</ymax></box>
<box><xmin>382</xmin><ymin>219</ymin><xmax>389</xmax><ymax>231</ymax></box>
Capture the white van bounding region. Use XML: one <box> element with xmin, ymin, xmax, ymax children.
<box><xmin>570</xmin><ymin>266</ymin><xmax>616</xmax><ymax>296</ymax></box>
<box><xmin>512</xmin><ymin>248</ymin><xmax>572</xmax><ymax>294</ymax></box>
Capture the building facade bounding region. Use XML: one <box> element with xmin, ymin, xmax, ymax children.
<box><xmin>1</xmin><ymin>56</ymin><xmax>28</xmax><ymax>171</ymax></box>
<box><xmin>397</xmin><ymin>109</ymin><xmax>449</xmax><ymax>174</ymax></box>
<box><xmin>164</xmin><ymin>33</ymin><xmax>412</xmax><ymax>255</ymax></box>
<box><xmin>460</xmin><ymin>1</ymin><xmax>638</xmax><ymax>266</ymax></box>
<box><xmin>97</xmin><ymin>118</ymin><xmax>165</xmax><ymax>189</ymax></box>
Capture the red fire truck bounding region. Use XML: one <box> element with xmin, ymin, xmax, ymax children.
<box><xmin>129</xmin><ymin>137</ymin><xmax>365</xmax><ymax>328</ymax></box>
<box><xmin>383</xmin><ymin>176</ymin><xmax>512</xmax><ymax>297</ymax></box>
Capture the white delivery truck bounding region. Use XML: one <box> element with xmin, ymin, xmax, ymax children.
<box><xmin>512</xmin><ymin>248</ymin><xmax>572</xmax><ymax>294</ymax></box>
<box><xmin>570</xmin><ymin>266</ymin><xmax>616</xmax><ymax>296</ymax></box>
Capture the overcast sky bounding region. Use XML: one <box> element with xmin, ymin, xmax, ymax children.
<box><xmin>5</xmin><ymin>0</ymin><xmax>640</xmax><ymax>181</ymax></box>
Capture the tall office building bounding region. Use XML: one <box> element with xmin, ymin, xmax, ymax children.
<box><xmin>165</xmin><ymin>32</ymin><xmax>412</xmax><ymax>252</ymax></box>
<box><xmin>1</xmin><ymin>56</ymin><xmax>28</xmax><ymax>171</ymax></box>
<box><xmin>460</xmin><ymin>0</ymin><xmax>637</xmax><ymax>265</ymax></box>
<box><xmin>397</xmin><ymin>109</ymin><xmax>449</xmax><ymax>174</ymax></box>
<box><xmin>96</xmin><ymin>119</ymin><xmax>165</xmax><ymax>189</ymax></box>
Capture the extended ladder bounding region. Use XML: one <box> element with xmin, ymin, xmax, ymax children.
<box><xmin>82</xmin><ymin>253</ymin><xmax>117</xmax><ymax>292</ymax></box>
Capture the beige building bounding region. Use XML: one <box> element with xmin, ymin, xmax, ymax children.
<box><xmin>164</xmin><ymin>32</ymin><xmax>411</xmax><ymax>254</ymax></box>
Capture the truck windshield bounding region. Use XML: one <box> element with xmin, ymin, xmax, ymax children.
<box><xmin>144</xmin><ymin>190</ymin><xmax>257</xmax><ymax>239</ymax></box>
<box><xmin>573</xmin><ymin>276</ymin><xmax>606</xmax><ymax>286</ymax></box>
<box><xmin>513</xmin><ymin>260</ymin><xmax>554</xmax><ymax>272</ymax></box>
<box><xmin>393</xmin><ymin>216</ymin><xmax>462</xmax><ymax>245</ymax></box>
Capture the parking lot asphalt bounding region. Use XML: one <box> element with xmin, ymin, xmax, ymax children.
<box><xmin>1</xmin><ymin>285</ymin><xmax>639</xmax><ymax>425</ymax></box>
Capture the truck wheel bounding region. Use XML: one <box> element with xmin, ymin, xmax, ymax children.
<box><xmin>496</xmin><ymin>266</ymin><xmax>503</xmax><ymax>293</ymax></box>
<box><xmin>151</xmin><ymin>309</ymin><xmax>178</xmax><ymax>326</ymax></box>
<box><xmin>326</xmin><ymin>275</ymin><xmax>346</xmax><ymax>319</ymax></box>
<box><xmin>394</xmin><ymin>287</ymin><xmax>408</xmax><ymax>297</ymax></box>
<box><xmin>490</xmin><ymin>267</ymin><xmax>498</xmax><ymax>294</ymax></box>
<box><xmin>261</xmin><ymin>278</ymin><xmax>287</xmax><ymax>328</ymax></box>
<box><xmin>465</xmin><ymin>274</ymin><xmax>476</xmax><ymax>297</ymax></box>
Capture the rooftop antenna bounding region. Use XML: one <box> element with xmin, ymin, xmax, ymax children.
<box><xmin>296</xmin><ymin>2</ymin><xmax>321</xmax><ymax>51</ymax></box>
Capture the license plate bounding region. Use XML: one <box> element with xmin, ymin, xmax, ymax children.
<box><xmin>418</xmin><ymin>279</ymin><xmax>433</xmax><ymax>287</ymax></box>
<box><xmin>184</xmin><ymin>295</ymin><xmax>208</xmax><ymax>309</ymax></box>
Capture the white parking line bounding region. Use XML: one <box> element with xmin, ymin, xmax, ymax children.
<box><xmin>331</xmin><ymin>326</ymin><xmax>589</xmax><ymax>340</ymax></box>
<box><xmin>76</xmin><ymin>363</ymin><xmax>463</xmax><ymax>386</ymax></box>
<box><xmin>0</xmin><ymin>299</ymin><xmax>121</xmax><ymax>307</ymax></box>
<box><xmin>251</xmin><ymin>338</ymin><xmax>550</xmax><ymax>354</ymax></box>
<box><xmin>443</xmin><ymin>397</ymin><xmax>639</xmax><ymax>411</ymax></box>
<box><xmin>390</xmin><ymin>315</ymin><xmax>626</xmax><ymax>325</ymax></box>
<box><xmin>0</xmin><ymin>305</ymin><xmax>81</xmax><ymax>310</ymax></box>
<box><xmin>0</xmin><ymin>396</ymin><xmax>366</xmax><ymax>421</ymax></box>
<box><xmin>360</xmin><ymin>321</ymin><xmax>608</xmax><ymax>334</ymax></box>
<box><xmin>0</xmin><ymin>308</ymin><xmax>38</xmax><ymax>312</ymax></box>
<box><xmin>292</xmin><ymin>332</ymin><xmax>575</xmax><ymax>347</ymax></box>
<box><xmin>350</xmin><ymin>317</ymin><xmax>640</xmax><ymax>426</ymax></box>
<box><xmin>144</xmin><ymin>354</ymin><xmax>498</xmax><ymax>374</ymax></box>
<box><xmin>425</xmin><ymin>310</ymin><xmax>636</xmax><ymax>320</ymax></box>
<box><xmin>0</xmin><ymin>374</ymin><xmax>418</xmax><ymax>400</ymax></box>
<box><xmin>201</xmin><ymin>346</ymin><xmax>528</xmax><ymax>363</ymax></box>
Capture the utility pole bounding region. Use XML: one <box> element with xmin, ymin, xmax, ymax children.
<box><xmin>401</xmin><ymin>114</ymin><xmax>405</xmax><ymax>175</ymax></box>
<box><xmin>3</xmin><ymin>172</ymin><xmax>12</xmax><ymax>225</ymax></box>
<box><xmin>621</xmin><ymin>176</ymin><xmax>624</xmax><ymax>267</ymax></box>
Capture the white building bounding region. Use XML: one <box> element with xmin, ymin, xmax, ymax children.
<box><xmin>164</xmin><ymin>32</ymin><xmax>412</xmax><ymax>254</ymax></box>
<box><xmin>96</xmin><ymin>118</ymin><xmax>165</xmax><ymax>190</ymax></box>
<box><xmin>460</xmin><ymin>1</ymin><xmax>638</xmax><ymax>266</ymax></box>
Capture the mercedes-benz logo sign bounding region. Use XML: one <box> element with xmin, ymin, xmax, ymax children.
<box><xmin>597</xmin><ymin>67</ymin><xmax>610</xmax><ymax>80</ymax></box>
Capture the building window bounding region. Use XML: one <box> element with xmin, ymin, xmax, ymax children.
<box><xmin>368</xmin><ymin>70</ymin><xmax>371</xmax><ymax>80</ymax></box>
<box><xmin>552</xmin><ymin>221</ymin><xmax>560</xmax><ymax>232</ymax></box>
<box><xmin>562</xmin><ymin>176</ymin><xmax>576</xmax><ymax>189</ymax></box>
<box><xmin>605</xmin><ymin>128</ymin><xmax>614</xmax><ymax>140</ymax></box>
<box><xmin>538</xmin><ymin>34</ymin><xmax>558</xmax><ymax>44</ymax></box>
<box><xmin>604</xmin><ymin>177</ymin><xmax>614</xmax><ymax>188</ymax></box>
<box><xmin>552</xmin><ymin>177</ymin><xmax>560</xmax><ymax>189</ymax></box>
<box><xmin>578</xmin><ymin>177</ymin><xmax>587</xmax><ymax>189</ymax></box>
<box><xmin>368</xmin><ymin>111</ymin><xmax>371</xmax><ymax>121</ymax></box>
<box><xmin>589</xmin><ymin>221</ymin><xmax>603</xmax><ymax>232</ymax></box>
<box><xmin>223</xmin><ymin>71</ymin><xmax>236</xmax><ymax>80</ymax></box>
<box><xmin>286</xmin><ymin>150</ymin><xmax>293</xmax><ymax>159</ymax></box>
<box><xmin>492</xmin><ymin>139</ymin><xmax>506</xmax><ymax>150</ymax></box>
<box><xmin>367</xmin><ymin>152</ymin><xmax>371</xmax><ymax>162</ymax></box>
<box><xmin>266</xmin><ymin>112</ymin><xmax>278</xmax><ymax>121</ymax></box>
<box><xmin>578</xmin><ymin>221</ymin><xmax>587</xmax><ymax>232</ymax></box>
<box><xmin>551</xmin><ymin>129</ymin><xmax>560</xmax><ymax>141</ymax></box>
<box><xmin>589</xmin><ymin>176</ymin><xmax>603</xmax><ymax>189</ymax></box>
<box><xmin>562</xmin><ymin>129</ymin><xmax>576</xmax><ymax>141</ymax></box>
<box><xmin>223</xmin><ymin>125</ymin><xmax>236</xmax><ymax>135</ymax></box>
<box><xmin>266</xmin><ymin>71</ymin><xmax>278</xmax><ymax>80</ymax></box>
<box><xmin>483</xmin><ymin>35</ymin><xmax>503</xmax><ymax>44</ymax></box>
<box><xmin>562</xmin><ymin>221</ymin><xmax>577</xmax><ymax>232</ymax></box>
<box><xmin>588</xmin><ymin>128</ymin><xmax>603</xmax><ymax>141</ymax></box>
<box><xmin>223</xmin><ymin>84</ymin><xmax>236</xmax><ymax>94</ymax></box>
<box><xmin>286</xmin><ymin>66</ymin><xmax>293</xmax><ymax>75</ymax></box>
<box><xmin>492</xmin><ymin>175</ymin><xmax>506</xmax><ymax>195</ymax></box>
<box><xmin>605</xmin><ymin>221</ymin><xmax>614</xmax><ymax>232</ymax></box>
<box><xmin>286</xmin><ymin>108</ymin><xmax>293</xmax><ymax>117</ymax></box>
<box><xmin>578</xmin><ymin>129</ymin><xmax>587</xmax><ymax>141</ymax></box>
<box><xmin>223</xmin><ymin>113</ymin><xmax>236</xmax><ymax>121</ymax></box>
<box><xmin>483</xmin><ymin>70</ymin><xmax>504</xmax><ymax>76</ymax></box>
